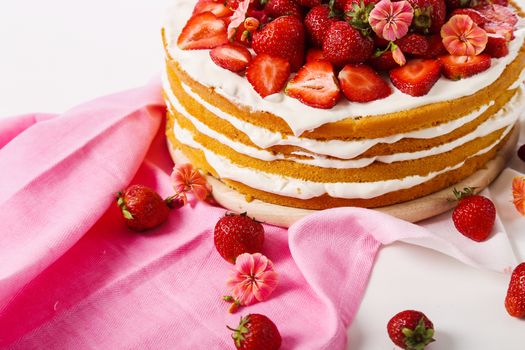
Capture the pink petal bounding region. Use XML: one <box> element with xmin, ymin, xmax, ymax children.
<box><xmin>392</xmin><ymin>45</ymin><xmax>406</xmax><ymax>66</ymax></box>
<box><xmin>253</xmin><ymin>271</ymin><xmax>279</xmax><ymax>301</ymax></box>
<box><xmin>227</xmin><ymin>0</ymin><xmax>250</xmax><ymax>39</ymax></box>
<box><xmin>251</xmin><ymin>253</ymin><xmax>270</xmax><ymax>275</ymax></box>
<box><xmin>235</xmin><ymin>253</ymin><xmax>255</xmax><ymax>275</ymax></box>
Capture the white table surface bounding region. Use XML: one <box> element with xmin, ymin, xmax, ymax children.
<box><xmin>1</xmin><ymin>1</ymin><xmax>524</xmax><ymax>349</ymax></box>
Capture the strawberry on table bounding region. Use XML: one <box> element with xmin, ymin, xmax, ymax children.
<box><xmin>286</xmin><ymin>60</ymin><xmax>341</xmax><ymax>109</ymax></box>
<box><xmin>484</xmin><ymin>33</ymin><xmax>509</xmax><ymax>58</ymax></box>
<box><xmin>247</xmin><ymin>54</ymin><xmax>291</xmax><ymax>97</ymax></box>
<box><xmin>304</xmin><ymin>5</ymin><xmax>338</xmax><ymax>48</ymax></box>
<box><xmin>505</xmin><ymin>262</ymin><xmax>525</xmax><ymax>318</ymax></box>
<box><xmin>210</xmin><ymin>43</ymin><xmax>252</xmax><ymax>73</ymax></box>
<box><xmin>323</xmin><ymin>21</ymin><xmax>374</xmax><ymax>66</ymax></box>
<box><xmin>338</xmin><ymin>64</ymin><xmax>392</xmax><ymax>102</ymax></box>
<box><xmin>408</xmin><ymin>0</ymin><xmax>446</xmax><ymax>34</ymax></box>
<box><xmin>116</xmin><ymin>185</ymin><xmax>171</xmax><ymax>232</ymax></box>
<box><xmin>214</xmin><ymin>213</ymin><xmax>265</xmax><ymax>264</ymax></box>
<box><xmin>438</xmin><ymin>54</ymin><xmax>491</xmax><ymax>80</ymax></box>
<box><xmin>264</xmin><ymin>0</ymin><xmax>303</xmax><ymax>19</ymax></box>
<box><xmin>389</xmin><ymin>59</ymin><xmax>442</xmax><ymax>97</ymax></box>
<box><xmin>387</xmin><ymin>310</ymin><xmax>435</xmax><ymax>350</ymax></box>
<box><xmin>451</xmin><ymin>187</ymin><xmax>496</xmax><ymax>242</ymax></box>
<box><xmin>252</xmin><ymin>16</ymin><xmax>305</xmax><ymax>71</ymax></box>
<box><xmin>177</xmin><ymin>12</ymin><xmax>228</xmax><ymax>50</ymax></box>
<box><xmin>229</xmin><ymin>314</ymin><xmax>282</xmax><ymax>350</ymax></box>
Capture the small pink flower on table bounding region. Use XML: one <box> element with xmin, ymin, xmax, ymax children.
<box><xmin>369</xmin><ymin>0</ymin><xmax>414</xmax><ymax>42</ymax></box>
<box><xmin>224</xmin><ymin>253</ymin><xmax>279</xmax><ymax>313</ymax></box>
<box><xmin>169</xmin><ymin>163</ymin><xmax>210</xmax><ymax>206</ymax></box>
<box><xmin>441</xmin><ymin>15</ymin><xmax>488</xmax><ymax>56</ymax></box>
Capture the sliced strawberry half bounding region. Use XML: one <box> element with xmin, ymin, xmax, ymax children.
<box><xmin>451</xmin><ymin>8</ymin><xmax>488</xmax><ymax>26</ymax></box>
<box><xmin>210</xmin><ymin>43</ymin><xmax>252</xmax><ymax>73</ymax></box>
<box><xmin>306</xmin><ymin>48</ymin><xmax>326</xmax><ymax>63</ymax></box>
<box><xmin>484</xmin><ymin>33</ymin><xmax>509</xmax><ymax>58</ymax></box>
<box><xmin>484</xmin><ymin>22</ymin><xmax>514</xmax><ymax>41</ymax></box>
<box><xmin>389</xmin><ymin>59</ymin><xmax>442</xmax><ymax>97</ymax></box>
<box><xmin>439</xmin><ymin>54</ymin><xmax>491</xmax><ymax>80</ymax></box>
<box><xmin>177</xmin><ymin>12</ymin><xmax>228</xmax><ymax>50</ymax></box>
<box><xmin>247</xmin><ymin>54</ymin><xmax>291</xmax><ymax>98</ymax></box>
<box><xmin>286</xmin><ymin>61</ymin><xmax>341</xmax><ymax>109</ymax></box>
<box><xmin>193</xmin><ymin>0</ymin><xmax>233</xmax><ymax>18</ymax></box>
<box><xmin>338</xmin><ymin>64</ymin><xmax>392</xmax><ymax>103</ymax></box>
<box><xmin>478</xmin><ymin>4</ymin><xmax>518</xmax><ymax>27</ymax></box>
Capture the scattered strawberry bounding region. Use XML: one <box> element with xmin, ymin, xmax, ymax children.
<box><xmin>389</xmin><ymin>59</ymin><xmax>441</xmax><ymax>97</ymax></box>
<box><xmin>338</xmin><ymin>64</ymin><xmax>392</xmax><ymax>102</ymax></box>
<box><xmin>439</xmin><ymin>54</ymin><xmax>491</xmax><ymax>80</ymax></box>
<box><xmin>247</xmin><ymin>54</ymin><xmax>291</xmax><ymax>97</ymax></box>
<box><xmin>451</xmin><ymin>187</ymin><xmax>496</xmax><ymax>242</ymax></box>
<box><xmin>177</xmin><ymin>12</ymin><xmax>228</xmax><ymax>50</ymax></box>
<box><xmin>116</xmin><ymin>185</ymin><xmax>170</xmax><ymax>232</ymax></box>
<box><xmin>450</xmin><ymin>8</ymin><xmax>487</xmax><ymax>26</ymax></box>
<box><xmin>484</xmin><ymin>33</ymin><xmax>509</xmax><ymax>58</ymax></box>
<box><xmin>396</xmin><ymin>33</ymin><xmax>429</xmax><ymax>55</ymax></box>
<box><xmin>369</xmin><ymin>50</ymin><xmax>399</xmax><ymax>71</ymax></box>
<box><xmin>286</xmin><ymin>60</ymin><xmax>341</xmax><ymax>108</ymax></box>
<box><xmin>477</xmin><ymin>4</ymin><xmax>518</xmax><ymax>27</ymax></box>
<box><xmin>193</xmin><ymin>0</ymin><xmax>233</xmax><ymax>18</ymax></box>
<box><xmin>408</xmin><ymin>0</ymin><xmax>447</xmax><ymax>34</ymax></box>
<box><xmin>419</xmin><ymin>34</ymin><xmax>448</xmax><ymax>58</ymax></box>
<box><xmin>387</xmin><ymin>310</ymin><xmax>435</xmax><ymax>350</ymax></box>
<box><xmin>295</xmin><ymin>0</ymin><xmax>322</xmax><ymax>7</ymax></box>
<box><xmin>323</xmin><ymin>21</ymin><xmax>374</xmax><ymax>66</ymax></box>
<box><xmin>265</xmin><ymin>0</ymin><xmax>303</xmax><ymax>19</ymax></box>
<box><xmin>519</xmin><ymin>144</ymin><xmax>525</xmax><ymax>162</ymax></box>
<box><xmin>252</xmin><ymin>16</ymin><xmax>305</xmax><ymax>71</ymax></box>
<box><xmin>505</xmin><ymin>263</ymin><xmax>525</xmax><ymax>318</ymax></box>
<box><xmin>304</xmin><ymin>5</ymin><xmax>338</xmax><ymax>48</ymax></box>
<box><xmin>229</xmin><ymin>314</ymin><xmax>282</xmax><ymax>350</ymax></box>
<box><xmin>513</xmin><ymin>176</ymin><xmax>525</xmax><ymax>216</ymax></box>
<box><xmin>210</xmin><ymin>43</ymin><xmax>252</xmax><ymax>72</ymax></box>
<box><xmin>214</xmin><ymin>213</ymin><xmax>265</xmax><ymax>263</ymax></box>
<box><xmin>306</xmin><ymin>48</ymin><xmax>326</xmax><ymax>62</ymax></box>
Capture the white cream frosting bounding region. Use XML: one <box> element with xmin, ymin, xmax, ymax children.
<box><xmin>172</xmin><ymin>119</ymin><xmax>515</xmax><ymax>199</ymax></box>
<box><xmin>164</xmin><ymin>0</ymin><xmax>525</xmax><ymax>136</ymax></box>
<box><xmin>167</xmin><ymin>79</ymin><xmax>524</xmax><ymax>168</ymax></box>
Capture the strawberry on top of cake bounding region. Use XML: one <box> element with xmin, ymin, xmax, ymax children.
<box><xmin>176</xmin><ymin>0</ymin><xmax>521</xmax><ymax>108</ymax></box>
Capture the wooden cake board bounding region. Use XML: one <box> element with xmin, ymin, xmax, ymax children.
<box><xmin>168</xmin><ymin>124</ymin><xmax>519</xmax><ymax>228</ymax></box>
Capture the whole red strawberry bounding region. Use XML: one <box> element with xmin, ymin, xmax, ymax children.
<box><xmin>264</xmin><ymin>0</ymin><xmax>303</xmax><ymax>19</ymax></box>
<box><xmin>505</xmin><ymin>262</ymin><xmax>525</xmax><ymax>318</ymax></box>
<box><xmin>452</xmin><ymin>188</ymin><xmax>496</xmax><ymax>242</ymax></box>
<box><xmin>116</xmin><ymin>185</ymin><xmax>170</xmax><ymax>232</ymax></box>
<box><xmin>252</xmin><ymin>16</ymin><xmax>305</xmax><ymax>71</ymax></box>
<box><xmin>323</xmin><ymin>21</ymin><xmax>373</xmax><ymax>66</ymax></box>
<box><xmin>229</xmin><ymin>314</ymin><xmax>282</xmax><ymax>350</ymax></box>
<box><xmin>408</xmin><ymin>0</ymin><xmax>446</xmax><ymax>34</ymax></box>
<box><xmin>214</xmin><ymin>213</ymin><xmax>265</xmax><ymax>263</ymax></box>
<box><xmin>387</xmin><ymin>310</ymin><xmax>435</xmax><ymax>350</ymax></box>
<box><xmin>304</xmin><ymin>5</ymin><xmax>338</xmax><ymax>48</ymax></box>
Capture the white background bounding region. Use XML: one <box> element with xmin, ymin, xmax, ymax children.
<box><xmin>1</xmin><ymin>1</ymin><xmax>524</xmax><ymax>349</ymax></box>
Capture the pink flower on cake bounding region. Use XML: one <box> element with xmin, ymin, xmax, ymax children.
<box><xmin>369</xmin><ymin>0</ymin><xmax>414</xmax><ymax>42</ymax></box>
<box><xmin>227</xmin><ymin>0</ymin><xmax>251</xmax><ymax>39</ymax></box>
<box><xmin>224</xmin><ymin>253</ymin><xmax>279</xmax><ymax>312</ymax></box>
<box><xmin>441</xmin><ymin>15</ymin><xmax>488</xmax><ymax>56</ymax></box>
<box><xmin>391</xmin><ymin>43</ymin><xmax>406</xmax><ymax>66</ymax></box>
<box><xmin>512</xmin><ymin>176</ymin><xmax>525</xmax><ymax>216</ymax></box>
<box><xmin>170</xmin><ymin>163</ymin><xmax>210</xmax><ymax>204</ymax></box>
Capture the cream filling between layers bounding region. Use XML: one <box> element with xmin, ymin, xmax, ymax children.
<box><xmin>165</xmin><ymin>0</ymin><xmax>525</xmax><ymax>136</ymax></box>
<box><xmin>164</xmin><ymin>73</ymin><xmax>524</xmax><ymax>163</ymax></box>
<box><xmin>172</xmin><ymin>120</ymin><xmax>515</xmax><ymax>199</ymax></box>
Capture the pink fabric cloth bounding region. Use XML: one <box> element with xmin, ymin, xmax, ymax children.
<box><xmin>0</xmin><ymin>82</ymin><xmax>498</xmax><ymax>349</ymax></box>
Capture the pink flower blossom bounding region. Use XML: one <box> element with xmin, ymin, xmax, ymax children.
<box><xmin>441</xmin><ymin>15</ymin><xmax>488</xmax><ymax>56</ymax></box>
<box><xmin>170</xmin><ymin>163</ymin><xmax>210</xmax><ymax>204</ymax></box>
<box><xmin>227</xmin><ymin>0</ymin><xmax>251</xmax><ymax>40</ymax></box>
<box><xmin>225</xmin><ymin>253</ymin><xmax>279</xmax><ymax>309</ymax></box>
<box><xmin>391</xmin><ymin>42</ymin><xmax>406</xmax><ymax>66</ymax></box>
<box><xmin>369</xmin><ymin>0</ymin><xmax>414</xmax><ymax>41</ymax></box>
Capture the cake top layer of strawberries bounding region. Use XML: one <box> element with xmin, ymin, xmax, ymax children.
<box><xmin>167</xmin><ymin>0</ymin><xmax>525</xmax><ymax>134</ymax></box>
